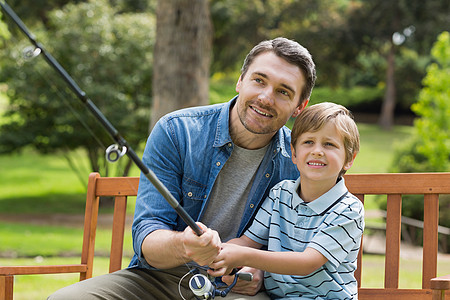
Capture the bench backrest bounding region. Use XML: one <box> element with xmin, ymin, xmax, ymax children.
<box><xmin>345</xmin><ymin>173</ymin><xmax>450</xmax><ymax>299</ymax></box>
<box><xmin>84</xmin><ymin>172</ymin><xmax>450</xmax><ymax>299</ymax></box>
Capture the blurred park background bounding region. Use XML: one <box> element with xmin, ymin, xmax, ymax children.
<box><xmin>0</xmin><ymin>0</ymin><xmax>449</xmax><ymax>298</ymax></box>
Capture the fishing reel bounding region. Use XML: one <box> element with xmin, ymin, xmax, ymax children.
<box><xmin>188</xmin><ymin>268</ymin><xmax>253</xmax><ymax>299</ymax></box>
<box><xmin>105</xmin><ymin>144</ymin><xmax>127</xmax><ymax>163</ymax></box>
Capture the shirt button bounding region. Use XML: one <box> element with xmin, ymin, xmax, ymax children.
<box><xmin>204</xmin><ymin>195</ymin><xmax>207</xmax><ymax>199</ymax></box>
<box><xmin>250</xmin><ymin>204</ymin><xmax>254</xmax><ymax>208</ymax></box>
<box><xmin>187</xmin><ymin>192</ymin><xmax>193</xmax><ymax>197</ymax></box>
<box><xmin>216</xmin><ymin>162</ymin><xmax>221</xmax><ymax>167</ymax></box>
<box><xmin>265</xmin><ymin>173</ymin><xmax>270</xmax><ymax>178</ymax></box>
<box><xmin>228</xmin><ymin>143</ymin><xmax>232</xmax><ymax>147</ymax></box>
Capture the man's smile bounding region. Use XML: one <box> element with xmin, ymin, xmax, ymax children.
<box><xmin>250</xmin><ymin>105</ymin><xmax>273</xmax><ymax>118</ymax></box>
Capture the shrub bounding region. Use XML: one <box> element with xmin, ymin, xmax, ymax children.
<box><xmin>386</xmin><ymin>31</ymin><xmax>450</xmax><ymax>252</ymax></box>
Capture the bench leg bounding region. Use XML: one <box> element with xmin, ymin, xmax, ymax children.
<box><xmin>432</xmin><ymin>289</ymin><xmax>446</xmax><ymax>300</ymax></box>
<box><xmin>0</xmin><ymin>275</ymin><xmax>14</xmax><ymax>300</ymax></box>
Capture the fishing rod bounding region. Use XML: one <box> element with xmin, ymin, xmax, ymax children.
<box><xmin>0</xmin><ymin>3</ymin><xmax>253</xmax><ymax>297</ymax></box>
<box><xmin>0</xmin><ymin>0</ymin><xmax>202</xmax><ymax>237</ymax></box>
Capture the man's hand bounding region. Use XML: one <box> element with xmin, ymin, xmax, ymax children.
<box><xmin>221</xmin><ymin>267</ymin><xmax>264</xmax><ymax>296</ymax></box>
<box><xmin>182</xmin><ymin>222</ymin><xmax>221</xmax><ymax>266</ymax></box>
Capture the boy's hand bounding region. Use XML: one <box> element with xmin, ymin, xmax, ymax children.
<box><xmin>208</xmin><ymin>242</ymin><xmax>243</xmax><ymax>277</ymax></box>
<box><xmin>182</xmin><ymin>222</ymin><xmax>221</xmax><ymax>266</ymax></box>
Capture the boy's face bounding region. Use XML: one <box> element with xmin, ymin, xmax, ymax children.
<box><xmin>291</xmin><ymin>122</ymin><xmax>354</xmax><ymax>187</ymax></box>
<box><xmin>234</xmin><ymin>51</ymin><xmax>307</xmax><ymax>136</ymax></box>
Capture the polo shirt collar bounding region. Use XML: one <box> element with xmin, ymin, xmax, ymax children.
<box><xmin>292</xmin><ymin>177</ymin><xmax>349</xmax><ymax>215</ymax></box>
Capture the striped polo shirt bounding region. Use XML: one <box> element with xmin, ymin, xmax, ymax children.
<box><xmin>245</xmin><ymin>177</ymin><xmax>364</xmax><ymax>299</ymax></box>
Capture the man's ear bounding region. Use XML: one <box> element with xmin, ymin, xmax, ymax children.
<box><xmin>292</xmin><ymin>99</ymin><xmax>309</xmax><ymax>118</ymax></box>
<box><xmin>235</xmin><ymin>75</ymin><xmax>243</xmax><ymax>93</ymax></box>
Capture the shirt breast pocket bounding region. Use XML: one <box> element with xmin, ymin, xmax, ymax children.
<box><xmin>180</xmin><ymin>177</ymin><xmax>208</xmax><ymax>220</ymax></box>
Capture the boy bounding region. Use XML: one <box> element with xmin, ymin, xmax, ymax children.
<box><xmin>209</xmin><ymin>102</ymin><xmax>364</xmax><ymax>299</ymax></box>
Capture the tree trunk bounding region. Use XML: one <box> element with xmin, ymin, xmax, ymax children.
<box><xmin>150</xmin><ymin>0</ymin><xmax>212</xmax><ymax>130</ymax></box>
<box><xmin>378</xmin><ymin>41</ymin><xmax>396</xmax><ymax>130</ymax></box>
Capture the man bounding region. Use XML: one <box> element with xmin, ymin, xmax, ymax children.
<box><xmin>49</xmin><ymin>37</ymin><xmax>316</xmax><ymax>300</ymax></box>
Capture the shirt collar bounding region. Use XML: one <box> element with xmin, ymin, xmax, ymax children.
<box><xmin>292</xmin><ymin>177</ymin><xmax>349</xmax><ymax>214</ymax></box>
<box><xmin>213</xmin><ymin>95</ymin><xmax>290</xmax><ymax>158</ymax></box>
<box><xmin>213</xmin><ymin>97</ymin><xmax>235</xmax><ymax>147</ymax></box>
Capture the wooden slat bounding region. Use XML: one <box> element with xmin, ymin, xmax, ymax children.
<box><xmin>95</xmin><ymin>177</ymin><xmax>139</xmax><ymax>196</ymax></box>
<box><xmin>345</xmin><ymin>173</ymin><xmax>450</xmax><ymax>194</ymax></box>
<box><xmin>354</xmin><ymin>193</ymin><xmax>364</xmax><ymax>288</ymax></box>
<box><xmin>0</xmin><ymin>275</ymin><xmax>14</xmax><ymax>300</ymax></box>
<box><xmin>423</xmin><ymin>194</ymin><xmax>439</xmax><ymax>289</ymax></box>
<box><xmin>359</xmin><ymin>288</ymin><xmax>433</xmax><ymax>299</ymax></box>
<box><xmin>80</xmin><ymin>172</ymin><xmax>100</xmax><ymax>281</ymax></box>
<box><xmin>0</xmin><ymin>265</ymin><xmax>87</xmax><ymax>275</ymax></box>
<box><xmin>384</xmin><ymin>194</ymin><xmax>402</xmax><ymax>289</ymax></box>
<box><xmin>110</xmin><ymin>196</ymin><xmax>128</xmax><ymax>273</ymax></box>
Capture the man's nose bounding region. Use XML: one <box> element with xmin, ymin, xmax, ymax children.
<box><xmin>257</xmin><ymin>87</ymin><xmax>275</xmax><ymax>105</ymax></box>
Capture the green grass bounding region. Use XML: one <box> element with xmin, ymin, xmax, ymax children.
<box><xmin>351</xmin><ymin>123</ymin><xmax>413</xmax><ymax>174</ymax></box>
<box><xmin>0</xmin><ymin>221</ymin><xmax>133</xmax><ymax>258</ymax></box>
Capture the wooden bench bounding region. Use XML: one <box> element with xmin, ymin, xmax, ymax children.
<box><xmin>1</xmin><ymin>172</ymin><xmax>450</xmax><ymax>299</ymax></box>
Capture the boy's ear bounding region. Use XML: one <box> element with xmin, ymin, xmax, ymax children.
<box><xmin>290</xmin><ymin>144</ymin><xmax>297</xmax><ymax>165</ymax></box>
<box><xmin>292</xmin><ymin>99</ymin><xmax>309</xmax><ymax>118</ymax></box>
<box><xmin>343</xmin><ymin>153</ymin><xmax>358</xmax><ymax>170</ymax></box>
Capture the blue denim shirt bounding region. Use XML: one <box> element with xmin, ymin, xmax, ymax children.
<box><xmin>129</xmin><ymin>97</ymin><xmax>300</xmax><ymax>269</ymax></box>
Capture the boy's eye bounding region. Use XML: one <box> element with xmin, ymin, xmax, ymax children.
<box><xmin>325</xmin><ymin>142</ymin><xmax>336</xmax><ymax>147</ymax></box>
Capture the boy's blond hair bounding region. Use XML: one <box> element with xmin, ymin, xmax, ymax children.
<box><xmin>291</xmin><ymin>102</ymin><xmax>360</xmax><ymax>176</ymax></box>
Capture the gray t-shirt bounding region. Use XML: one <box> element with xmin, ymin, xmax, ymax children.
<box><xmin>201</xmin><ymin>144</ymin><xmax>268</xmax><ymax>242</ymax></box>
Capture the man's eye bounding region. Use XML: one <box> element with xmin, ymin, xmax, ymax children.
<box><xmin>279</xmin><ymin>90</ymin><xmax>289</xmax><ymax>96</ymax></box>
<box><xmin>255</xmin><ymin>78</ymin><xmax>263</xmax><ymax>84</ymax></box>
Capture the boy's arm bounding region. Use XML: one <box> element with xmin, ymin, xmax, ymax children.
<box><xmin>227</xmin><ymin>235</ymin><xmax>262</xmax><ymax>248</ymax></box>
<box><xmin>208</xmin><ymin>245</ymin><xmax>327</xmax><ymax>277</ymax></box>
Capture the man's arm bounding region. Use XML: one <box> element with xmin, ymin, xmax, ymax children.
<box><xmin>142</xmin><ymin>223</ymin><xmax>221</xmax><ymax>269</ymax></box>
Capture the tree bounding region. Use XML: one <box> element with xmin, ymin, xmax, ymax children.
<box><xmin>150</xmin><ymin>0</ymin><xmax>212</xmax><ymax>129</ymax></box>
<box><xmin>388</xmin><ymin>32</ymin><xmax>450</xmax><ymax>251</ymax></box>
<box><xmin>408</xmin><ymin>31</ymin><xmax>450</xmax><ymax>171</ymax></box>
<box><xmin>346</xmin><ymin>0</ymin><xmax>450</xmax><ymax>130</ymax></box>
<box><xmin>0</xmin><ymin>0</ymin><xmax>155</xmax><ymax>180</ymax></box>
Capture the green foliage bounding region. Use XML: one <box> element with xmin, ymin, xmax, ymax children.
<box><xmin>0</xmin><ymin>0</ymin><xmax>155</xmax><ymax>176</ymax></box>
<box><xmin>410</xmin><ymin>31</ymin><xmax>450</xmax><ymax>171</ymax></box>
<box><xmin>309</xmin><ymin>86</ymin><xmax>383</xmax><ymax>109</ymax></box>
<box><xmin>387</xmin><ymin>32</ymin><xmax>450</xmax><ymax>251</ymax></box>
<box><xmin>392</xmin><ymin>31</ymin><xmax>450</xmax><ymax>173</ymax></box>
<box><xmin>0</xmin><ymin>11</ymin><xmax>12</xmax><ymax>45</ymax></box>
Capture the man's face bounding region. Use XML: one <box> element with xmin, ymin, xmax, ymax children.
<box><xmin>235</xmin><ymin>51</ymin><xmax>307</xmax><ymax>135</ymax></box>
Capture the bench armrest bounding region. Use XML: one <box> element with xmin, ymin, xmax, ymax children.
<box><xmin>431</xmin><ymin>274</ymin><xmax>450</xmax><ymax>291</ymax></box>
